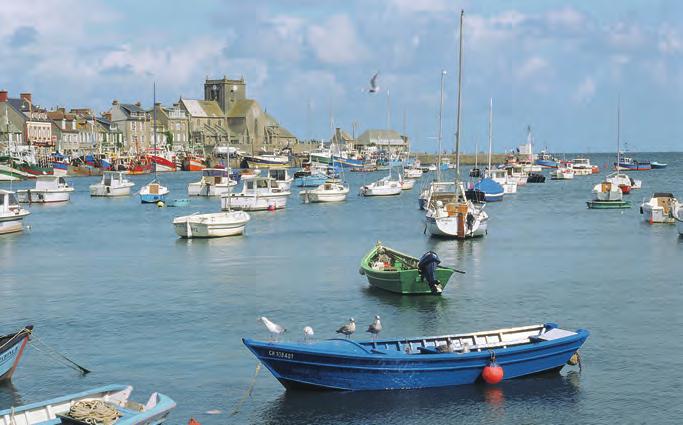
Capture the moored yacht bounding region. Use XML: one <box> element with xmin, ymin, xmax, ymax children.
<box><xmin>187</xmin><ymin>168</ymin><xmax>237</xmax><ymax>196</ymax></box>
<box><xmin>640</xmin><ymin>193</ymin><xmax>681</xmax><ymax>224</ymax></box>
<box><xmin>0</xmin><ymin>190</ymin><xmax>30</xmax><ymax>234</ymax></box>
<box><xmin>220</xmin><ymin>176</ymin><xmax>290</xmax><ymax>211</ymax></box>
<box><xmin>17</xmin><ymin>175</ymin><xmax>74</xmax><ymax>203</ymax></box>
<box><xmin>89</xmin><ymin>171</ymin><xmax>134</xmax><ymax>197</ymax></box>
<box><xmin>300</xmin><ymin>180</ymin><xmax>350</xmax><ymax>203</ymax></box>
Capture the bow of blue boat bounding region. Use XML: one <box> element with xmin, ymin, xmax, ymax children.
<box><xmin>243</xmin><ymin>323</ymin><xmax>589</xmax><ymax>391</ymax></box>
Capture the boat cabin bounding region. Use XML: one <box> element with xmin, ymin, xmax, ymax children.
<box><xmin>0</xmin><ymin>190</ymin><xmax>20</xmax><ymax>211</ymax></box>
<box><xmin>201</xmin><ymin>168</ymin><xmax>230</xmax><ymax>184</ymax></box>
<box><xmin>35</xmin><ymin>175</ymin><xmax>69</xmax><ymax>191</ymax></box>
<box><xmin>267</xmin><ymin>168</ymin><xmax>290</xmax><ymax>182</ymax></box>
<box><xmin>240</xmin><ymin>177</ymin><xmax>286</xmax><ymax>194</ymax></box>
<box><xmin>102</xmin><ymin>171</ymin><xmax>127</xmax><ymax>186</ymax></box>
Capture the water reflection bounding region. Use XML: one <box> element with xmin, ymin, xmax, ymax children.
<box><xmin>255</xmin><ymin>373</ymin><xmax>581</xmax><ymax>425</ymax></box>
<box><xmin>0</xmin><ymin>381</ymin><xmax>23</xmax><ymax>409</ymax></box>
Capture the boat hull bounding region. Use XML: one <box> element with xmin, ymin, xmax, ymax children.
<box><xmin>149</xmin><ymin>155</ymin><xmax>176</xmax><ymax>172</ymax></box>
<box><xmin>17</xmin><ymin>189</ymin><xmax>72</xmax><ymax>203</ymax></box>
<box><xmin>300</xmin><ymin>191</ymin><xmax>348</xmax><ymax>203</ymax></box>
<box><xmin>173</xmin><ymin>212</ymin><xmax>250</xmax><ymax>238</ymax></box>
<box><xmin>187</xmin><ymin>183</ymin><xmax>235</xmax><ymax>197</ymax></box>
<box><xmin>243</xmin><ymin>326</ymin><xmax>589</xmax><ymax>391</ymax></box>
<box><xmin>89</xmin><ymin>184</ymin><xmax>133</xmax><ymax>197</ymax></box>
<box><xmin>0</xmin><ymin>326</ymin><xmax>32</xmax><ymax>381</ymax></box>
<box><xmin>586</xmin><ymin>200</ymin><xmax>631</xmax><ymax>209</ymax></box>
<box><xmin>221</xmin><ymin>194</ymin><xmax>289</xmax><ymax>211</ymax></box>
<box><xmin>425</xmin><ymin>214</ymin><xmax>488</xmax><ymax>239</ymax></box>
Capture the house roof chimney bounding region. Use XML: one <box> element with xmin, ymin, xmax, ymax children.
<box><xmin>0</xmin><ymin>90</ymin><xmax>7</xmax><ymax>102</ymax></box>
<box><xmin>20</xmin><ymin>92</ymin><xmax>32</xmax><ymax>103</ymax></box>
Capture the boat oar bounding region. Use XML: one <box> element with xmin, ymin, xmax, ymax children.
<box><xmin>29</xmin><ymin>333</ymin><xmax>91</xmax><ymax>375</ymax></box>
<box><xmin>442</xmin><ymin>265</ymin><xmax>466</xmax><ymax>274</ymax></box>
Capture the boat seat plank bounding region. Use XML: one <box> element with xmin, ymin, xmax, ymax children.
<box><xmin>530</xmin><ymin>328</ymin><xmax>576</xmax><ymax>342</ymax></box>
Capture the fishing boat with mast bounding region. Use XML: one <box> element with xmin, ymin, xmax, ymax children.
<box><xmin>140</xmin><ymin>83</ymin><xmax>170</xmax><ymax>204</ymax></box>
<box><xmin>425</xmin><ymin>11</ymin><xmax>489</xmax><ymax>239</ymax></box>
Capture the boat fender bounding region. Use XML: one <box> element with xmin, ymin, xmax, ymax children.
<box><xmin>157</xmin><ymin>201</ymin><xmax>165</xmax><ymax>208</ymax></box>
<box><xmin>639</xmin><ymin>207</ymin><xmax>643</xmax><ymax>214</ymax></box>
<box><xmin>482</xmin><ymin>352</ymin><xmax>504</xmax><ymax>384</ymax></box>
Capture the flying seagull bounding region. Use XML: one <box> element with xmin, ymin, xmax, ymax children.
<box><xmin>303</xmin><ymin>326</ymin><xmax>314</xmax><ymax>342</ymax></box>
<box><xmin>258</xmin><ymin>316</ymin><xmax>286</xmax><ymax>340</ymax></box>
<box><xmin>368</xmin><ymin>72</ymin><xmax>379</xmax><ymax>93</ymax></box>
<box><xmin>336</xmin><ymin>318</ymin><xmax>356</xmax><ymax>339</ymax></box>
<box><xmin>366</xmin><ymin>315</ymin><xmax>382</xmax><ymax>340</ymax></box>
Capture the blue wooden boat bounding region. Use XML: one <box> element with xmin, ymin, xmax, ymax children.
<box><xmin>0</xmin><ymin>384</ymin><xmax>175</xmax><ymax>425</ymax></box>
<box><xmin>0</xmin><ymin>325</ymin><xmax>32</xmax><ymax>382</ymax></box>
<box><xmin>243</xmin><ymin>322</ymin><xmax>588</xmax><ymax>391</ymax></box>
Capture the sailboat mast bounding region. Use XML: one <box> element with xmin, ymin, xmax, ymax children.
<box><xmin>488</xmin><ymin>98</ymin><xmax>493</xmax><ymax>171</ymax></box>
<box><xmin>616</xmin><ymin>97</ymin><xmax>621</xmax><ymax>169</ymax></box>
<box><xmin>437</xmin><ymin>70</ymin><xmax>445</xmax><ymax>182</ymax></box>
<box><xmin>455</xmin><ymin>9</ymin><xmax>464</xmax><ymax>182</ymax></box>
<box><xmin>153</xmin><ymin>81</ymin><xmax>158</xmax><ymax>179</ymax></box>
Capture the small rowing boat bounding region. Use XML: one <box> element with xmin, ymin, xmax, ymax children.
<box><xmin>359</xmin><ymin>243</ymin><xmax>456</xmax><ymax>294</ymax></box>
<box><xmin>243</xmin><ymin>322</ymin><xmax>588</xmax><ymax>391</ymax></box>
<box><xmin>0</xmin><ymin>384</ymin><xmax>175</xmax><ymax>425</ymax></box>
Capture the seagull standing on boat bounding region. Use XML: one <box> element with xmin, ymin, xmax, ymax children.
<box><xmin>336</xmin><ymin>318</ymin><xmax>356</xmax><ymax>339</ymax></box>
<box><xmin>436</xmin><ymin>337</ymin><xmax>455</xmax><ymax>353</ymax></box>
<box><xmin>303</xmin><ymin>326</ymin><xmax>314</xmax><ymax>342</ymax></box>
<box><xmin>258</xmin><ymin>316</ymin><xmax>286</xmax><ymax>341</ymax></box>
<box><xmin>366</xmin><ymin>315</ymin><xmax>382</xmax><ymax>341</ymax></box>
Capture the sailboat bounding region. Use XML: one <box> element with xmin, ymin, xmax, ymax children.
<box><xmin>140</xmin><ymin>83</ymin><xmax>169</xmax><ymax>204</ymax></box>
<box><xmin>425</xmin><ymin>10</ymin><xmax>488</xmax><ymax>239</ymax></box>
<box><xmin>605</xmin><ymin>100</ymin><xmax>642</xmax><ymax>193</ymax></box>
<box><xmin>477</xmin><ymin>98</ymin><xmax>511</xmax><ymax>200</ymax></box>
<box><xmin>360</xmin><ymin>166</ymin><xmax>402</xmax><ymax>196</ymax></box>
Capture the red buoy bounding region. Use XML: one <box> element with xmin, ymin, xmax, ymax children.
<box><xmin>482</xmin><ymin>359</ymin><xmax>504</xmax><ymax>384</ymax></box>
<box><xmin>267</xmin><ymin>204</ymin><xmax>276</xmax><ymax>211</ymax></box>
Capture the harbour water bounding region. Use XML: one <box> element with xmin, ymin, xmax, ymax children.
<box><xmin>1</xmin><ymin>152</ymin><xmax>682</xmax><ymax>424</ymax></box>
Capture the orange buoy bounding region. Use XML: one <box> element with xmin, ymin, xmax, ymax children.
<box><xmin>482</xmin><ymin>355</ymin><xmax>504</xmax><ymax>384</ymax></box>
<box><xmin>188</xmin><ymin>418</ymin><xmax>202</xmax><ymax>425</ymax></box>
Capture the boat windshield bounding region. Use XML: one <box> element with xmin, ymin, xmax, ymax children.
<box><xmin>269</xmin><ymin>169</ymin><xmax>286</xmax><ymax>180</ymax></box>
<box><xmin>7</xmin><ymin>193</ymin><xmax>18</xmax><ymax>205</ymax></box>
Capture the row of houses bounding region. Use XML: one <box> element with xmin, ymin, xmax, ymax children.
<box><xmin>0</xmin><ymin>76</ymin><xmax>298</xmax><ymax>156</ymax></box>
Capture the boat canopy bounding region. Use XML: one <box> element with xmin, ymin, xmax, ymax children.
<box><xmin>653</xmin><ymin>192</ymin><xmax>674</xmax><ymax>198</ymax></box>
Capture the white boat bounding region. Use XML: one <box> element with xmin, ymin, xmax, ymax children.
<box><xmin>300</xmin><ymin>180</ymin><xmax>350</xmax><ymax>203</ymax></box>
<box><xmin>140</xmin><ymin>83</ymin><xmax>170</xmax><ymax>204</ymax></box>
<box><xmin>173</xmin><ymin>210</ymin><xmax>250</xmax><ymax>238</ymax></box>
<box><xmin>570</xmin><ymin>158</ymin><xmax>595</xmax><ymax>176</ymax></box>
<box><xmin>605</xmin><ymin>172</ymin><xmax>641</xmax><ymax>193</ymax></box>
<box><xmin>676</xmin><ymin>207</ymin><xmax>683</xmax><ymax>235</ymax></box>
<box><xmin>550</xmin><ymin>166</ymin><xmax>574</xmax><ymax>180</ymax></box>
<box><xmin>360</xmin><ymin>176</ymin><xmax>402</xmax><ymax>196</ymax></box>
<box><xmin>400</xmin><ymin>177</ymin><xmax>415</xmax><ymax>190</ymax></box>
<box><xmin>0</xmin><ymin>384</ymin><xmax>175</xmax><ymax>425</ymax></box>
<box><xmin>17</xmin><ymin>175</ymin><xmax>74</xmax><ymax>203</ymax></box>
<box><xmin>404</xmin><ymin>166</ymin><xmax>423</xmax><ymax>179</ymax></box>
<box><xmin>187</xmin><ymin>168</ymin><xmax>237</xmax><ymax>196</ymax></box>
<box><xmin>0</xmin><ymin>190</ymin><xmax>30</xmax><ymax>234</ymax></box>
<box><xmin>243</xmin><ymin>152</ymin><xmax>289</xmax><ymax>168</ymax></box>
<box><xmin>425</xmin><ymin>182</ymin><xmax>488</xmax><ymax>238</ymax></box>
<box><xmin>486</xmin><ymin>169</ymin><xmax>517</xmax><ymax>194</ymax></box>
<box><xmin>640</xmin><ymin>193</ymin><xmax>681</xmax><ymax>224</ymax></box>
<box><xmin>427</xmin><ymin>164</ymin><xmax>438</xmax><ymax>172</ymax></box>
<box><xmin>89</xmin><ymin>171</ymin><xmax>134</xmax><ymax>197</ymax></box>
<box><xmin>592</xmin><ymin>181</ymin><xmax>623</xmax><ymax>201</ymax></box>
<box><xmin>266</xmin><ymin>168</ymin><xmax>293</xmax><ymax>191</ymax></box>
<box><xmin>220</xmin><ymin>176</ymin><xmax>290</xmax><ymax>211</ymax></box>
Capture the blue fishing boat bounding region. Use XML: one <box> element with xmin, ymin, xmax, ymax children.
<box><xmin>243</xmin><ymin>322</ymin><xmax>588</xmax><ymax>391</ymax></box>
<box><xmin>294</xmin><ymin>173</ymin><xmax>328</xmax><ymax>187</ymax></box>
<box><xmin>0</xmin><ymin>325</ymin><xmax>32</xmax><ymax>382</ymax></box>
<box><xmin>0</xmin><ymin>384</ymin><xmax>176</xmax><ymax>425</ymax></box>
<box><xmin>474</xmin><ymin>178</ymin><xmax>504</xmax><ymax>202</ymax></box>
<box><xmin>332</xmin><ymin>156</ymin><xmax>364</xmax><ymax>169</ymax></box>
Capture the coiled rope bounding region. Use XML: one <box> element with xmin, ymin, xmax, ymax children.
<box><xmin>66</xmin><ymin>400</ymin><xmax>121</xmax><ymax>425</ymax></box>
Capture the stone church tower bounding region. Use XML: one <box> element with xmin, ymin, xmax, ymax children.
<box><xmin>204</xmin><ymin>76</ymin><xmax>246</xmax><ymax>114</ymax></box>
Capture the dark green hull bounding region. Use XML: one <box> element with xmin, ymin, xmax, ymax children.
<box><xmin>359</xmin><ymin>245</ymin><xmax>454</xmax><ymax>295</ymax></box>
<box><xmin>586</xmin><ymin>200</ymin><xmax>631</xmax><ymax>209</ymax></box>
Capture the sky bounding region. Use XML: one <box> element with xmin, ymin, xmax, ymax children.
<box><xmin>1</xmin><ymin>0</ymin><xmax>682</xmax><ymax>153</ymax></box>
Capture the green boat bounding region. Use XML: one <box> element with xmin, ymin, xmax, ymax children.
<box><xmin>586</xmin><ymin>200</ymin><xmax>631</xmax><ymax>209</ymax></box>
<box><xmin>359</xmin><ymin>243</ymin><xmax>456</xmax><ymax>295</ymax></box>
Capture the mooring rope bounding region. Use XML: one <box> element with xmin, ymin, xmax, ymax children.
<box><xmin>66</xmin><ymin>400</ymin><xmax>121</xmax><ymax>425</ymax></box>
<box><xmin>28</xmin><ymin>332</ymin><xmax>90</xmax><ymax>374</ymax></box>
<box><xmin>229</xmin><ymin>362</ymin><xmax>261</xmax><ymax>417</ymax></box>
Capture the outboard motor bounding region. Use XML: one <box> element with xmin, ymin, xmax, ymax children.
<box><xmin>418</xmin><ymin>251</ymin><xmax>442</xmax><ymax>294</ymax></box>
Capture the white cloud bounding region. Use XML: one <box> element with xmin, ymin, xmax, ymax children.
<box><xmin>658</xmin><ymin>25</ymin><xmax>683</xmax><ymax>55</ymax></box>
<box><xmin>572</xmin><ymin>77</ymin><xmax>596</xmax><ymax>103</ymax></box>
<box><xmin>307</xmin><ymin>15</ymin><xmax>369</xmax><ymax>65</ymax></box>
<box><xmin>544</xmin><ymin>7</ymin><xmax>584</xmax><ymax>31</ymax></box>
<box><xmin>516</xmin><ymin>57</ymin><xmax>550</xmax><ymax>80</ymax></box>
<box><xmin>606</xmin><ymin>22</ymin><xmax>645</xmax><ymax>50</ymax></box>
<box><xmin>388</xmin><ymin>0</ymin><xmax>452</xmax><ymax>14</ymax></box>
